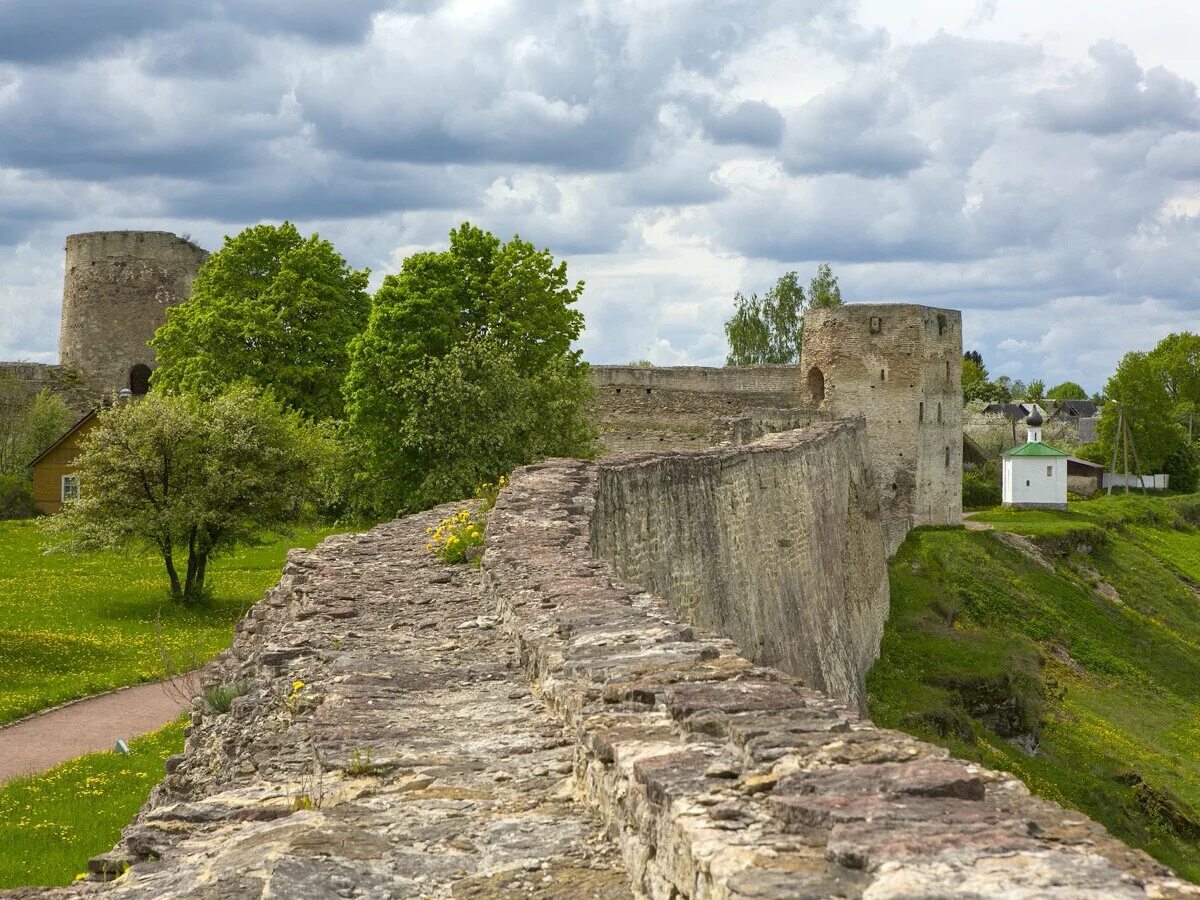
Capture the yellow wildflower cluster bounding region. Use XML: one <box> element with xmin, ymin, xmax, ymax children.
<box><xmin>422</xmin><ymin>475</ymin><xmax>510</xmax><ymax>566</ymax></box>
<box><xmin>425</xmin><ymin>510</ymin><xmax>484</xmax><ymax>565</ymax></box>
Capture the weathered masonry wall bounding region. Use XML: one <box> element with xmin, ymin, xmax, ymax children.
<box><xmin>48</xmin><ymin>461</ymin><xmax>1199</xmax><ymax>898</ymax></box>
<box><xmin>589</xmin><ymin>421</ymin><xmax>889</xmax><ymax>712</ymax></box>
<box><xmin>484</xmin><ymin>460</ymin><xmax>1197</xmax><ymax>898</ymax></box>
<box><xmin>802</xmin><ymin>304</ymin><xmax>963</xmax><ymax>553</ymax></box>
<box><xmin>589</xmin><ymin>364</ymin><xmax>813</xmax><ymax>453</ymax></box>
<box><xmin>59</xmin><ymin>231</ymin><xmax>208</xmax><ymax>397</ymax></box>
<box><xmin>0</xmin><ymin>361</ymin><xmax>96</xmax><ymax>414</ymax></box>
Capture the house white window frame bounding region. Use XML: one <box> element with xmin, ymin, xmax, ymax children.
<box><xmin>1046</xmin><ymin>465</ymin><xmax>1054</xmax><ymax>477</ymax></box>
<box><xmin>61</xmin><ymin>474</ymin><xmax>80</xmax><ymax>503</ymax></box>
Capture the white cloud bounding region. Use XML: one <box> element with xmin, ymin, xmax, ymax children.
<box><xmin>0</xmin><ymin>0</ymin><xmax>1198</xmax><ymax>393</ymax></box>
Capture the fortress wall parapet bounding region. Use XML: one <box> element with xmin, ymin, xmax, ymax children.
<box><xmin>589</xmin><ymin>364</ymin><xmax>810</xmax><ymax>453</ymax></box>
<box><xmin>479</xmin><ymin>457</ymin><xmax>1194</xmax><ymax>898</ymax></box>
<box><xmin>59</xmin><ymin>231</ymin><xmax>207</xmax><ymax>396</ymax></box>
<box><xmin>0</xmin><ymin>361</ymin><xmax>98</xmax><ymax>414</ymax></box>
<box><xmin>588</xmin><ymin>419</ymin><xmax>889</xmax><ymax>710</ymax></box>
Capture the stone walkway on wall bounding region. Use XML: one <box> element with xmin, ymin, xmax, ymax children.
<box><xmin>11</xmin><ymin>463</ymin><xmax>1200</xmax><ymax>899</ymax></box>
<box><xmin>9</xmin><ymin>506</ymin><xmax>629</xmax><ymax>899</ymax></box>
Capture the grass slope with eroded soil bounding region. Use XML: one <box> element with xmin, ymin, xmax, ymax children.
<box><xmin>868</xmin><ymin>495</ymin><xmax>1200</xmax><ymax>881</ymax></box>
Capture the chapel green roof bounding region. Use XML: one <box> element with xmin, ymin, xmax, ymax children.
<box><xmin>1004</xmin><ymin>441</ymin><xmax>1069</xmax><ymax>458</ymax></box>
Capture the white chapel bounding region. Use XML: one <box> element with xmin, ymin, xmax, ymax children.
<box><xmin>1002</xmin><ymin>408</ymin><xmax>1068</xmax><ymax>509</ymax></box>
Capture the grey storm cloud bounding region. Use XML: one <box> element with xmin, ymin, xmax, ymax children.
<box><xmin>0</xmin><ymin>0</ymin><xmax>1198</xmax><ymax>391</ymax></box>
<box><xmin>0</xmin><ymin>0</ymin><xmax>399</xmax><ymax>64</ymax></box>
<box><xmin>780</xmin><ymin>76</ymin><xmax>930</xmax><ymax>177</ymax></box>
<box><xmin>701</xmin><ymin>100</ymin><xmax>785</xmax><ymax>147</ymax></box>
<box><xmin>1030</xmin><ymin>40</ymin><xmax>1200</xmax><ymax>135</ymax></box>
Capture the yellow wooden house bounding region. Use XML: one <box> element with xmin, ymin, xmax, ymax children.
<box><xmin>29</xmin><ymin>410</ymin><xmax>97</xmax><ymax>515</ymax></box>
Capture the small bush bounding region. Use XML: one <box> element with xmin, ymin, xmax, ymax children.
<box><xmin>0</xmin><ymin>474</ymin><xmax>37</xmax><ymax>520</ymax></box>
<box><xmin>963</xmin><ymin>460</ymin><xmax>1001</xmax><ymax>509</ymax></box>
<box><xmin>1164</xmin><ymin>442</ymin><xmax>1200</xmax><ymax>494</ymax></box>
<box><xmin>202</xmin><ymin>681</ymin><xmax>248</xmax><ymax>714</ymax></box>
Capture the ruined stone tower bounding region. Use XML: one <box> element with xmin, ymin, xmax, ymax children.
<box><xmin>58</xmin><ymin>231</ymin><xmax>208</xmax><ymax>396</ymax></box>
<box><xmin>801</xmin><ymin>303</ymin><xmax>962</xmax><ymax>553</ymax></box>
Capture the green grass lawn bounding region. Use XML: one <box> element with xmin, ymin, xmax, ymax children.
<box><xmin>0</xmin><ymin>718</ymin><xmax>184</xmax><ymax>888</ymax></box>
<box><xmin>869</xmin><ymin>495</ymin><xmax>1200</xmax><ymax>881</ymax></box>
<box><xmin>0</xmin><ymin>520</ymin><xmax>337</xmax><ymax>725</ymax></box>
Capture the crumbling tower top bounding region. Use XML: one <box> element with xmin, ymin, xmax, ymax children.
<box><xmin>58</xmin><ymin>230</ymin><xmax>207</xmax><ymax>397</ymax></box>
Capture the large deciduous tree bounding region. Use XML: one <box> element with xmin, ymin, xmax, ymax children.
<box><xmin>1097</xmin><ymin>351</ymin><xmax>1187</xmax><ymax>475</ymax></box>
<box><xmin>342</xmin><ymin>223</ymin><xmax>595</xmax><ymax>517</ymax></box>
<box><xmin>1047</xmin><ymin>381</ymin><xmax>1088</xmax><ymax>401</ymax></box>
<box><xmin>0</xmin><ymin>377</ymin><xmax>72</xmax><ymax>476</ymax></box>
<box><xmin>724</xmin><ymin>265</ymin><xmax>842</xmax><ymax>366</ymax></box>
<box><xmin>151</xmin><ymin>223</ymin><xmax>370</xmax><ymax>421</ymax></box>
<box><xmin>1147</xmin><ymin>331</ymin><xmax>1200</xmax><ymax>439</ymax></box>
<box><xmin>50</xmin><ymin>389</ymin><xmax>333</xmax><ymax>601</ymax></box>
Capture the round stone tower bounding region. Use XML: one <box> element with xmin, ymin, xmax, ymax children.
<box><xmin>801</xmin><ymin>303</ymin><xmax>963</xmax><ymax>553</ymax></box>
<box><xmin>59</xmin><ymin>231</ymin><xmax>208</xmax><ymax>397</ymax></box>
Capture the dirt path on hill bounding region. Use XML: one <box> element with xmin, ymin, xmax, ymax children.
<box><xmin>0</xmin><ymin>675</ymin><xmax>196</xmax><ymax>784</ymax></box>
<box><xmin>963</xmin><ymin>510</ymin><xmax>994</xmax><ymax>531</ymax></box>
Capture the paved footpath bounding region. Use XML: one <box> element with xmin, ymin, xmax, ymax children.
<box><xmin>0</xmin><ymin>676</ymin><xmax>194</xmax><ymax>784</ymax></box>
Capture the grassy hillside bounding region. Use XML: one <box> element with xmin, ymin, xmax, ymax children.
<box><xmin>867</xmin><ymin>495</ymin><xmax>1200</xmax><ymax>881</ymax></box>
<box><xmin>0</xmin><ymin>520</ymin><xmax>336</xmax><ymax>724</ymax></box>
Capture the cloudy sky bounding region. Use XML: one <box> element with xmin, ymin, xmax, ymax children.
<box><xmin>1</xmin><ymin>0</ymin><xmax>1198</xmax><ymax>393</ymax></box>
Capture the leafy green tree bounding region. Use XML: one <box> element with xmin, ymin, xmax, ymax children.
<box><xmin>1047</xmin><ymin>381</ymin><xmax>1088</xmax><ymax>401</ymax></box>
<box><xmin>1024</xmin><ymin>379</ymin><xmax>1046</xmax><ymax>404</ymax></box>
<box><xmin>0</xmin><ymin>378</ymin><xmax>73</xmax><ymax>476</ymax></box>
<box><xmin>725</xmin><ymin>265</ymin><xmax>842</xmax><ymax>366</ymax></box>
<box><xmin>50</xmin><ymin>389</ymin><xmax>333</xmax><ymax>601</ymax></box>
<box><xmin>1097</xmin><ymin>351</ymin><xmax>1187</xmax><ymax>474</ymax></box>
<box><xmin>993</xmin><ymin>376</ymin><xmax>1024</xmax><ymax>402</ymax></box>
<box><xmin>351</xmin><ymin>339</ymin><xmax>596</xmax><ymax>513</ymax></box>
<box><xmin>962</xmin><ymin>355</ymin><xmax>989</xmax><ymax>403</ymax></box>
<box><xmin>808</xmin><ymin>263</ymin><xmax>842</xmax><ymax>309</ymax></box>
<box><xmin>1147</xmin><ymin>332</ymin><xmax>1200</xmax><ymax>439</ymax></box>
<box><xmin>343</xmin><ymin>223</ymin><xmax>594</xmax><ymax>517</ymax></box>
<box><xmin>724</xmin><ymin>273</ymin><xmax>802</xmax><ymax>366</ymax></box>
<box><xmin>151</xmin><ymin>223</ymin><xmax>370</xmax><ymax>421</ymax></box>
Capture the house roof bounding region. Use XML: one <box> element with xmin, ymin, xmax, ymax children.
<box><xmin>1051</xmin><ymin>399</ymin><xmax>1099</xmax><ymax>418</ymax></box>
<box><xmin>983</xmin><ymin>402</ymin><xmax>1032</xmax><ymax>420</ymax></box>
<box><xmin>1004</xmin><ymin>441</ymin><xmax>1068</xmax><ymax>458</ymax></box>
<box><xmin>27</xmin><ymin>408</ymin><xmax>97</xmax><ymax>469</ymax></box>
<box><xmin>983</xmin><ymin>402</ymin><xmax>1049</xmax><ymax>421</ymax></box>
<box><xmin>1066</xmin><ymin>455</ymin><xmax>1105</xmax><ymax>470</ymax></box>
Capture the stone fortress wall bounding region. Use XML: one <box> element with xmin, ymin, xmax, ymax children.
<box><xmin>43</xmin><ymin>447</ymin><xmax>1198</xmax><ymax>897</ymax></box>
<box><xmin>0</xmin><ymin>361</ymin><xmax>96</xmax><ymax>414</ymax></box>
<box><xmin>590</xmin><ymin>421</ymin><xmax>889</xmax><ymax>711</ymax></box>
<box><xmin>590</xmin><ymin>303</ymin><xmax>963</xmax><ymax>554</ymax></box>
<box><xmin>58</xmin><ymin>231</ymin><xmax>208</xmax><ymax>397</ymax></box>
